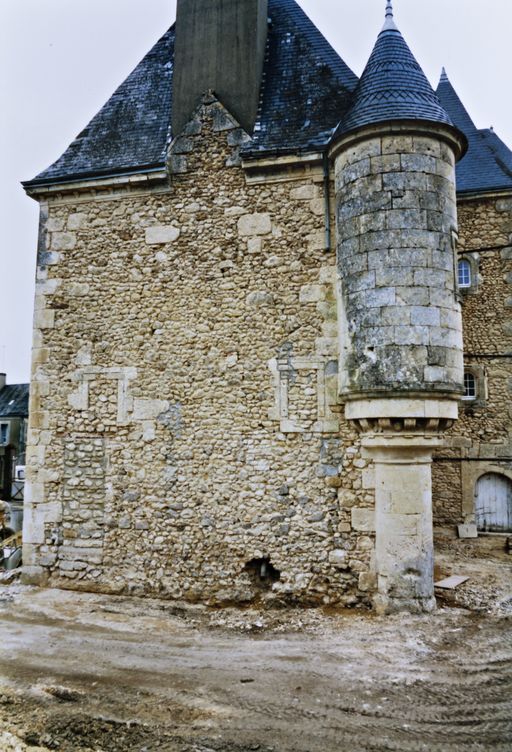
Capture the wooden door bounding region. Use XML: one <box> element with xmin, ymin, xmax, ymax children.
<box><xmin>475</xmin><ymin>473</ymin><xmax>512</xmax><ymax>532</ymax></box>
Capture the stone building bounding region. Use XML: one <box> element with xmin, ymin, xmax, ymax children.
<box><xmin>0</xmin><ymin>374</ymin><xmax>29</xmax><ymax>533</ymax></box>
<box><xmin>22</xmin><ymin>0</ymin><xmax>512</xmax><ymax>613</ymax></box>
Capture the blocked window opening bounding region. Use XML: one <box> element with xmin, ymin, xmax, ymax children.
<box><xmin>244</xmin><ymin>558</ymin><xmax>281</xmax><ymax>589</ymax></box>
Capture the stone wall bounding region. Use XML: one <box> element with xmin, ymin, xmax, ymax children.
<box><xmin>23</xmin><ymin>98</ymin><xmax>511</xmax><ymax>602</ymax></box>
<box><xmin>23</xmin><ymin>98</ymin><xmax>376</xmax><ymax>607</ymax></box>
<box><xmin>432</xmin><ymin>195</ymin><xmax>512</xmax><ymax>527</ymax></box>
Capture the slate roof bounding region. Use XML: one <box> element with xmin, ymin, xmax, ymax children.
<box><xmin>25</xmin><ymin>29</ymin><xmax>176</xmax><ymax>186</ymax></box>
<box><xmin>241</xmin><ymin>0</ymin><xmax>358</xmax><ymax>157</ymax></box>
<box><xmin>25</xmin><ymin>0</ymin><xmax>356</xmax><ymax>186</ymax></box>
<box><xmin>335</xmin><ymin>20</ymin><xmax>454</xmax><ymax>139</ymax></box>
<box><xmin>436</xmin><ymin>72</ymin><xmax>512</xmax><ymax>195</ymax></box>
<box><xmin>24</xmin><ymin>1</ymin><xmax>512</xmax><ymax>198</ymax></box>
<box><xmin>0</xmin><ymin>385</ymin><xmax>29</xmax><ymax>419</ymax></box>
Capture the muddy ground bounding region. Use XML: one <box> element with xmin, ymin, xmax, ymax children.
<box><xmin>0</xmin><ymin>545</ymin><xmax>510</xmax><ymax>752</ymax></box>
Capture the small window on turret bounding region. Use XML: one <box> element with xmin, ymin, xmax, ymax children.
<box><xmin>463</xmin><ymin>372</ymin><xmax>476</xmax><ymax>400</ymax></box>
<box><xmin>458</xmin><ymin>259</ymin><xmax>471</xmax><ymax>288</ymax></box>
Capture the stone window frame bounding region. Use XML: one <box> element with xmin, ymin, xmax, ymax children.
<box><xmin>268</xmin><ymin>355</ymin><xmax>339</xmax><ymax>434</ymax></box>
<box><xmin>461</xmin><ymin>365</ymin><xmax>487</xmax><ymax>406</ymax></box>
<box><xmin>457</xmin><ymin>253</ymin><xmax>480</xmax><ymax>296</ymax></box>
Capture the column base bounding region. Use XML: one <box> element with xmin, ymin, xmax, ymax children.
<box><xmin>373</xmin><ymin>590</ymin><xmax>437</xmax><ymax>616</ymax></box>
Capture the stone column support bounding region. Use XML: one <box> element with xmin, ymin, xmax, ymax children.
<box><xmin>362</xmin><ymin>433</ymin><xmax>443</xmax><ymax>615</ymax></box>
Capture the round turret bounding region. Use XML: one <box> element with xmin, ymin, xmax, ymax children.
<box><xmin>330</xmin><ymin>2</ymin><xmax>467</xmax><ymax>423</ymax></box>
<box><xmin>329</xmin><ymin>3</ymin><xmax>468</xmax><ymax>614</ymax></box>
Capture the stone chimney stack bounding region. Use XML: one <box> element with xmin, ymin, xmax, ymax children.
<box><xmin>0</xmin><ymin>374</ymin><xmax>6</xmax><ymax>391</ymax></box>
<box><xmin>172</xmin><ymin>0</ymin><xmax>268</xmax><ymax>136</ymax></box>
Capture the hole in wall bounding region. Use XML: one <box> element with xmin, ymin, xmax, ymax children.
<box><xmin>244</xmin><ymin>558</ymin><xmax>281</xmax><ymax>589</ymax></box>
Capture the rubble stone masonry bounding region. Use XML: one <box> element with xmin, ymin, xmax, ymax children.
<box><xmin>23</xmin><ymin>99</ymin><xmax>377</xmax><ymax>606</ymax></box>
<box><xmin>432</xmin><ymin>195</ymin><xmax>512</xmax><ymax>526</ymax></box>
<box><xmin>23</xmin><ymin>97</ymin><xmax>511</xmax><ymax>605</ymax></box>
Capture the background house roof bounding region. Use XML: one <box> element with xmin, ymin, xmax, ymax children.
<box><xmin>436</xmin><ymin>71</ymin><xmax>512</xmax><ymax>195</ymax></box>
<box><xmin>0</xmin><ymin>385</ymin><xmax>29</xmax><ymax>420</ymax></box>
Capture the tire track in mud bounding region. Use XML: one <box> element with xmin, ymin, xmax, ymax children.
<box><xmin>0</xmin><ymin>587</ymin><xmax>510</xmax><ymax>752</ymax></box>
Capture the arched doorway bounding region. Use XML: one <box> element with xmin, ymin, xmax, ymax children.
<box><xmin>475</xmin><ymin>473</ymin><xmax>512</xmax><ymax>532</ymax></box>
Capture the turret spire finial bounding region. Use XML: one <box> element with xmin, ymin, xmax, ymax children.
<box><xmin>382</xmin><ymin>0</ymin><xmax>398</xmax><ymax>31</ymax></box>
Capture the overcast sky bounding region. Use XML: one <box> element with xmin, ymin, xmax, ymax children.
<box><xmin>1</xmin><ymin>0</ymin><xmax>511</xmax><ymax>384</ymax></box>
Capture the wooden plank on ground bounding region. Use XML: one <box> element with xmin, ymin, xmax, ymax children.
<box><xmin>434</xmin><ymin>575</ymin><xmax>469</xmax><ymax>590</ymax></box>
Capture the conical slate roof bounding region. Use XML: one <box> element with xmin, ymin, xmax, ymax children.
<box><xmin>436</xmin><ymin>70</ymin><xmax>512</xmax><ymax>194</ymax></box>
<box><xmin>335</xmin><ymin>6</ymin><xmax>453</xmax><ymax>138</ymax></box>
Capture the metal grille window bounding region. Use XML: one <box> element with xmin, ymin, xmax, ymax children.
<box><xmin>463</xmin><ymin>372</ymin><xmax>476</xmax><ymax>399</ymax></box>
<box><xmin>458</xmin><ymin>259</ymin><xmax>472</xmax><ymax>288</ymax></box>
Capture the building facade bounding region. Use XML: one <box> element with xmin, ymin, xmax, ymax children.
<box><xmin>0</xmin><ymin>374</ymin><xmax>29</xmax><ymax>533</ymax></box>
<box><xmin>22</xmin><ymin>0</ymin><xmax>512</xmax><ymax>612</ymax></box>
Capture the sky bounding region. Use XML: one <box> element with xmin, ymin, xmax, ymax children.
<box><xmin>0</xmin><ymin>0</ymin><xmax>511</xmax><ymax>384</ymax></box>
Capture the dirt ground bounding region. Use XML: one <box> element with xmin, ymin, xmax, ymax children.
<box><xmin>0</xmin><ymin>546</ymin><xmax>510</xmax><ymax>752</ymax></box>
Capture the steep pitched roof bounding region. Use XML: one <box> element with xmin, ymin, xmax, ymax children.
<box><xmin>436</xmin><ymin>71</ymin><xmax>512</xmax><ymax>195</ymax></box>
<box><xmin>0</xmin><ymin>385</ymin><xmax>29</xmax><ymax>419</ymax></box>
<box><xmin>242</xmin><ymin>0</ymin><xmax>358</xmax><ymax>157</ymax></box>
<box><xmin>25</xmin><ymin>29</ymin><xmax>175</xmax><ymax>187</ymax></box>
<box><xmin>335</xmin><ymin>12</ymin><xmax>453</xmax><ymax>139</ymax></box>
<box><xmin>25</xmin><ymin>0</ymin><xmax>356</xmax><ymax>186</ymax></box>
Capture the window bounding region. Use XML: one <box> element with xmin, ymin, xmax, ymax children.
<box><xmin>463</xmin><ymin>372</ymin><xmax>476</xmax><ymax>400</ymax></box>
<box><xmin>0</xmin><ymin>423</ymin><xmax>8</xmax><ymax>445</ymax></box>
<box><xmin>458</xmin><ymin>259</ymin><xmax>472</xmax><ymax>288</ymax></box>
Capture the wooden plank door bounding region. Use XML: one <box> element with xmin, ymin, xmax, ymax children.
<box><xmin>475</xmin><ymin>473</ymin><xmax>512</xmax><ymax>532</ymax></box>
